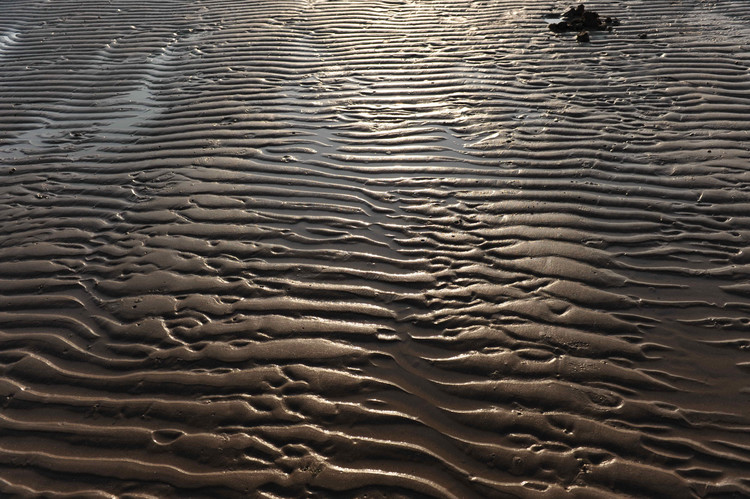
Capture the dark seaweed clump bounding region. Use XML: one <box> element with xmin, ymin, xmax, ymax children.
<box><xmin>549</xmin><ymin>4</ymin><xmax>619</xmax><ymax>42</ymax></box>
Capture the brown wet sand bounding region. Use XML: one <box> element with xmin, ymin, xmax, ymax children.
<box><xmin>1</xmin><ymin>0</ymin><xmax>750</xmax><ymax>497</ymax></box>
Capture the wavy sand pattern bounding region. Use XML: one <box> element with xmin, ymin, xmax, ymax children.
<box><xmin>1</xmin><ymin>0</ymin><xmax>750</xmax><ymax>497</ymax></box>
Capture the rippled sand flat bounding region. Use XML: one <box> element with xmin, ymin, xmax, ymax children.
<box><xmin>1</xmin><ymin>0</ymin><xmax>750</xmax><ymax>497</ymax></box>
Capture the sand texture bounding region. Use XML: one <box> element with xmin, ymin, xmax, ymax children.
<box><xmin>1</xmin><ymin>0</ymin><xmax>750</xmax><ymax>497</ymax></box>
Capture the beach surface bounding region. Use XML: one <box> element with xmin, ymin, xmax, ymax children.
<box><xmin>1</xmin><ymin>0</ymin><xmax>750</xmax><ymax>497</ymax></box>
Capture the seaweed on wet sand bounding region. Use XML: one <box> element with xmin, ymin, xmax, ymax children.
<box><xmin>549</xmin><ymin>3</ymin><xmax>619</xmax><ymax>42</ymax></box>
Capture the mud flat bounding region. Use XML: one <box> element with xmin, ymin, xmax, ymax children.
<box><xmin>1</xmin><ymin>0</ymin><xmax>750</xmax><ymax>497</ymax></box>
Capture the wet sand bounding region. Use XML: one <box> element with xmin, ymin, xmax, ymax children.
<box><xmin>1</xmin><ymin>0</ymin><xmax>750</xmax><ymax>497</ymax></box>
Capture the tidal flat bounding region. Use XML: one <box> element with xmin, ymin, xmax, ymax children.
<box><xmin>1</xmin><ymin>1</ymin><xmax>750</xmax><ymax>497</ymax></box>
